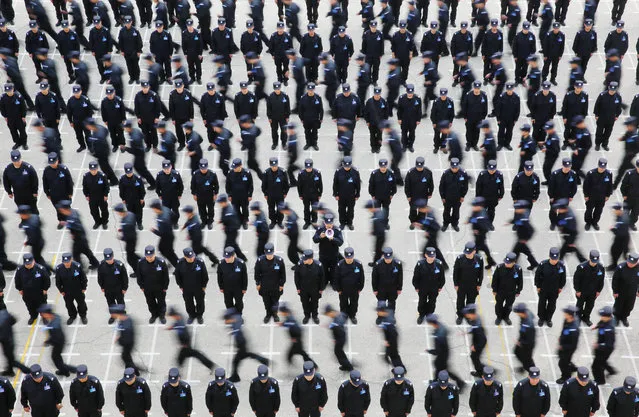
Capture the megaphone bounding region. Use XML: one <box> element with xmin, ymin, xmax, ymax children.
<box><xmin>325</xmin><ymin>228</ymin><xmax>334</xmax><ymax>239</ymax></box>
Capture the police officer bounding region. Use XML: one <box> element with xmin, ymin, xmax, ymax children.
<box><xmin>612</xmin><ymin>253</ymin><xmax>639</xmax><ymax>327</ymax></box>
<box><xmin>109</xmin><ymin>305</ymin><xmax>144</xmax><ymax>373</ymax></box>
<box><xmin>412</xmin><ymin>247</ymin><xmax>445</xmax><ymax>323</ymax></box>
<box><xmin>173</xmin><ymin>248</ymin><xmax>208</xmax><ymax>323</ymax></box>
<box><xmin>609</xmin><ymin>203</ymin><xmax>631</xmax><ymax>270</ymax></box>
<box><xmin>475</xmin><ymin>160</ymin><xmax>504</xmax><ymax>223</ymax></box>
<box><xmin>225</xmin><ymin>309</ymin><xmax>270</xmax><ymax>381</ymax></box>
<box><xmin>17</xmin><ymin>205</ymin><xmax>50</xmax><ymax>271</ymax></box>
<box><xmin>262</xmin><ymin>158</ymin><xmax>290</xmax><ymax>229</ymax></box>
<box><xmin>583</xmin><ymin>158</ymin><xmax>612</xmax><ymax>231</ymax></box>
<box><xmin>510</xmin><ymin>201</ymin><xmax>537</xmax><ymax>270</ymax></box>
<box><xmin>43</xmin><ymin>153</ymin><xmax>73</xmax><ymax>228</ymax></box>
<box><xmin>189</xmin><ymin>158</ymin><xmax>219</xmax><ymax>230</ymax></box>
<box><xmin>330</xmin><ymin>28</ymin><xmax>354</xmax><ymax>84</ymax></box>
<box><xmin>113</xmin><ymin>204</ymin><xmax>140</xmax><ymax>273</ymax></box>
<box><xmin>99</xmin><ymin>87</ymin><xmax>127</xmax><ymax>152</ymax></box>
<box><xmin>69</xmin><ymin>365</ymin><xmax>104</xmax><ymax>417</ymax></box>
<box><xmin>512</xmin><ymin>367</ymin><xmax>550</xmax><ymax>417</ymax></box>
<box><xmin>556</xmin><ymin>305</ymin><xmax>580</xmax><ymax>384</ymax></box>
<box><xmin>180</xmin><ymin>207</ymin><xmax>218</xmax><ymax>267</ymax></box>
<box><xmin>240</xmin><ymin>365</ymin><xmax>277</xmax><ymax>417</ymax></box>
<box><xmin>266</xmin><ymin>82</ymin><xmax>290</xmax><ymax>150</ymax></box>
<box><xmin>3</xmin><ymin>150</ymin><xmax>39</xmax><ymax>213</ymax></box>
<box><xmin>133</xmin><ymin>82</ymin><xmax>161</xmax><ymax>150</ymax></box>
<box><xmin>55</xmin><ymin>253</ymin><xmax>88</xmax><ymax>325</ymax></box>
<box><xmin>368</xmin><ymin>159</ymin><xmax>397</xmax><ymax>228</ymax></box>
<box><xmin>312</xmin><ymin>213</ymin><xmax>343</xmax><ymax>287</ymax></box>
<box><xmin>82</xmin><ymin>162</ymin><xmax>109</xmax><ymax>229</ymax></box>
<box><xmin>297</xmin><ymin>159</ymin><xmax>323</xmax><ymax>229</ymax></box>
<box><xmin>254</xmin><ymin>243</ymin><xmax>286</xmax><ymax>322</ymax></box>
<box><xmin>217</xmin><ymin>194</ymin><xmax>247</xmax><ymax>261</ymax></box>
<box><xmin>534</xmin><ymin>247</ymin><xmax>566</xmax><ymax>327</ymax></box>
<box><xmin>425</xmin><ymin>370</ymin><xmax>460</xmax><ymax>416</ymax></box>
<box><xmin>469</xmin><ymin>366</ymin><xmax>503</xmax><ymax>416</ymax></box>
<box><xmin>490</xmin><ymin>252</ymin><xmax>523</xmax><ymax>325</ymax></box>
<box><xmin>0</xmin><ymin>309</ymin><xmax>29</xmax><ymax>375</ymax></box>
<box><xmin>321</xmin><ymin>305</ymin><xmax>352</xmax><ymax>371</ymax></box>
<box><xmin>592</xmin><ymin>306</ymin><xmax>616</xmax><ymax>384</ymax></box>
<box><xmin>452</xmin><ymin>242</ymin><xmax>484</xmax><ymax>324</ymax></box>
<box><xmin>216</xmin><ymin>247</ymin><xmax>247</xmax><ymax>314</ymax></box>
<box><xmin>513</xmin><ymin>303</ymin><xmax>536</xmax><ymax>371</ymax></box>
<box><xmin>621</xmin><ymin>161</ymin><xmax>639</xmax><ymax>229</ymax></box>
<box><xmin>249</xmin><ymin>202</ymin><xmax>269</xmax><ymax>257</ymax></box>
<box><xmin>512</xmin><ymin>22</ymin><xmax>535</xmax><ymax>83</ymax></box>
<box><xmin>607</xmin><ymin>376</ymin><xmax>639</xmax><ymax>417</ymax></box>
<box><xmin>97</xmin><ymin>248</ymin><xmax>128</xmax><ymax>323</ymax></box>
<box><xmin>574</xmin><ymin>250</ymin><xmax>605</xmax><ymax>326</ymax></box>
<box><xmin>20</xmin><ymin>364</ymin><xmax>64</xmax><ymax>416</ymax></box>
<box><xmin>38</xmin><ymin>305</ymin><xmax>77</xmax><ymax>376</ymax></box>
<box><xmin>548</xmin><ymin>158</ymin><xmax>578</xmax><ymax>229</ymax></box>
<box><xmin>512</xmin><ymin>161</ymin><xmax>540</xmax><ymax>210</ymax></box>
<box><xmin>333</xmin><ymin>247</ymin><xmax>365</xmax><ymax>323</ymax></box>
<box><xmin>379</xmin><ymin>367</ymin><xmax>414</xmax><ymax>417</ymax></box>
<box><xmin>289</xmin><ymin>362</ymin><xmax>328</xmax><ymax>417</ymax></box>
<box><xmin>0</xmin><ymin>83</ymin><xmax>27</xmax><ymax>150</ymax></box>
<box><xmin>338</xmin><ymin>370</ymin><xmax>371</xmax><ymax>416</ymax></box>
<box><xmin>160</xmin><ymin>368</ymin><xmax>193</xmax><ymax>417</ymax></box>
<box><xmin>371</xmin><ymin>248</ymin><xmax>403</xmax><ymax>315</ymax></box>
<box><xmin>166</xmin><ymin>308</ymin><xmax>215</xmax><ymax>369</ymax></box>
<box><xmin>116</xmin><ymin>368</ymin><xmax>151</xmax><ymax>416</ymax></box>
<box><xmin>396</xmin><ymin>85</ymin><xmax>421</xmax><ymax>152</ymax></box>
<box><xmin>426</xmin><ymin>314</ymin><xmax>466</xmax><ymax>390</ymax></box>
<box><xmin>555</xmin><ymin>199</ymin><xmax>586</xmax><ymax>262</ymax></box>
<box><xmin>298</xmin><ymin>83</ymin><xmax>324</xmax><ymax>150</ymax></box>
<box><xmin>57</xmin><ymin>200</ymin><xmax>100</xmax><ymax>268</ymax></box>
<box><xmin>294</xmin><ymin>250</ymin><xmax>324</xmax><ymax>324</ymax></box>
<box><xmin>495</xmin><ymin>83</ymin><xmax>520</xmax><ymax>149</ymax></box>
<box><xmin>155</xmin><ymin>161</ymin><xmax>183</xmax><ymax>228</ymax></box>
<box><xmin>613</xmin><ymin>117</ymin><xmax>639</xmax><ymax>190</ymax></box>
<box><xmin>333</xmin><ymin>157</ymin><xmax>361</xmax><ymax>230</ymax></box>
<box><xmin>461</xmin><ymin>81</ymin><xmax>488</xmax><ymax>150</ymax></box>
<box><xmin>429</xmin><ymin>90</ymin><xmax>454</xmax><ymax>152</ymax></box>
<box><xmin>542</xmin><ymin>22</ymin><xmax>565</xmax><ymax>85</ymax></box>
<box><xmin>15</xmin><ymin>253</ymin><xmax>50</xmax><ymax>324</ymax></box>
<box><xmin>594</xmin><ymin>82</ymin><xmax>623</xmax><ymax>151</ymax></box>
<box><xmin>137</xmin><ymin>245</ymin><xmax>170</xmax><ymax>324</ymax></box>
<box><xmin>363</xmin><ymin>87</ymin><xmax>389</xmax><ymax>153</ymax></box>
<box><xmin>439</xmin><ymin>158</ymin><xmax>469</xmax><ymax>232</ymax></box>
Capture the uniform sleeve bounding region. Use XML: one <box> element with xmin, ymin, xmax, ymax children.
<box><xmin>291</xmin><ymin>379</ymin><xmax>300</xmax><ymax>408</ymax></box>
<box><xmin>591</xmin><ymin>384</ymin><xmax>601</xmax><ymax>412</ymax></box>
<box><xmin>5</xmin><ymin>382</ymin><xmax>15</xmax><ymax>411</ymax></box>
<box><xmin>424</xmin><ymin>386</ymin><xmax>433</xmax><ymax>413</ymax></box>
<box><xmin>452</xmin><ymin>388</ymin><xmax>459</xmax><ymax>415</ymax></box>
<box><xmin>559</xmin><ymin>383</ymin><xmax>568</xmax><ymax>411</ymax></box>
<box><xmin>337</xmin><ymin>384</ymin><xmax>346</xmax><ymax>412</ymax></box>
<box><xmin>512</xmin><ymin>384</ymin><xmax>521</xmax><ymax>415</ymax></box>
<box><xmin>469</xmin><ymin>383</ymin><xmax>478</xmax><ymax>412</ymax></box>
<box><xmin>496</xmin><ymin>383</ymin><xmax>504</xmax><ymax>413</ymax></box>
<box><xmin>606</xmin><ymin>391</ymin><xmax>617</xmax><ymax>416</ymax></box>
<box><xmin>397</xmin><ymin>262</ymin><xmax>403</xmax><ymax>291</ymax></box>
<box><xmin>241</xmin><ymin>262</ymin><xmax>248</xmax><ymax>291</ymax></box>
<box><xmin>143</xmin><ymin>382</ymin><xmax>152</xmax><ymax>410</ymax></box>
<box><xmin>230</xmin><ymin>385</ymin><xmax>239</xmax><ymax>413</ymax></box>
<box><xmin>52</xmin><ymin>377</ymin><xmax>64</xmax><ymax>404</ymax></box>
<box><xmin>319</xmin><ymin>378</ymin><xmax>328</xmax><ymax>407</ymax></box>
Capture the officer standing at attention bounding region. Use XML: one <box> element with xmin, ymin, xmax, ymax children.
<box><xmin>216</xmin><ymin>247</ymin><xmax>247</xmax><ymax>315</ymax></box>
<box><xmin>606</xmin><ymin>376</ymin><xmax>639</xmax><ymax>417</ymax></box>
<box><xmin>266</xmin><ymin>82</ymin><xmax>290</xmax><ymax>150</ymax></box>
<box><xmin>190</xmin><ymin>158</ymin><xmax>220</xmax><ymax>230</ymax></box>
<box><xmin>295</xmin><ymin>250</ymin><xmax>325</xmax><ymax>324</ymax></box>
<box><xmin>534</xmin><ymin>247</ymin><xmax>566</xmax><ymax>327</ymax></box>
<box><xmin>262</xmin><ymin>158</ymin><xmax>290</xmax><ymax>229</ymax></box>
<box><xmin>491</xmin><ymin>252</ymin><xmax>523</xmax><ymax>325</ymax></box>
<box><xmin>174</xmin><ymin>248</ymin><xmax>209</xmax><ymax>323</ymax></box>
<box><xmin>291</xmin><ymin>361</ymin><xmax>328</xmax><ymax>417</ymax></box>
<box><xmin>338</xmin><ymin>370</ymin><xmax>371</xmax><ymax>417</ymax></box>
<box><xmin>556</xmin><ymin>305</ymin><xmax>580</xmax><ymax>384</ymax></box>
<box><xmin>20</xmin><ymin>364</ymin><xmax>64</xmax><ymax>416</ymax></box>
<box><xmin>573</xmin><ymin>250</ymin><xmax>605</xmax><ymax>326</ymax></box>
<box><xmin>583</xmin><ymin>158</ymin><xmax>613</xmax><ymax>231</ymax></box>
<box><xmin>97</xmin><ymin>248</ymin><xmax>128</xmax><ymax>322</ymax></box>
<box><xmin>372</xmin><ymin>247</ymin><xmax>403</xmax><ymax>315</ymax></box>
<box><xmin>254</xmin><ymin>243</ymin><xmax>286</xmax><ymax>323</ymax></box>
<box><xmin>368</xmin><ymin>159</ymin><xmax>397</xmax><ymax>228</ymax></box>
<box><xmin>453</xmin><ymin>242</ymin><xmax>483</xmax><ymax>324</ymax></box>
<box><xmin>0</xmin><ymin>83</ymin><xmax>28</xmax><ymax>150</ymax></box>
<box><xmin>137</xmin><ymin>245</ymin><xmax>170</xmax><ymax>324</ymax></box>
<box><xmin>54</xmin><ymin>253</ymin><xmax>88</xmax><ymax>325</ymax></box>
<box><xmin>155</xmin><ymin>160</ymin><xmax>184</xmax><ymax>228</ymax></box>
<box><xmin>249</xmin><ymin>365</ymin><xmax>281</xmax><ymax>417</ymax></box>
<box><xmin>69</xmin><ymin>365</ymin><xmax>105</xmax><ymax>417</ymax></box>
<box><xmin>612</xmin><ymin>253</ymin><xmax>639</xmax><ymax>327</ymax></box>
<box><xmin>160</xmin><ymin>368</ymin><xmax>193</xmax><ymax>417</ymax></box>
<box><xmin>42</xmin><ymin>152</ymin><xmax>73</xmax><ymax>229</ymax></box>
<box><xmin>115</xmin><ymin>368</ymin><xmax>152</xmax><ymax>417</ymax></box>
<box><xmin>425</xmin><ymin>370</ymin><xmax>460</xmax><ymax>415</ymax></box>
<box><xmin>3</xmin><ymin>150</ymin><xmax>39</xmax><ymax>214</ymax></box>
<box><xmin>475</xmin><ymin>160</ymin><xmax>504</xmax><ymax>224</ymax></box>
<box><xmin>298</xmin><ymin>83</ymin><xmax>324</xmax><ymax>150</ymax></box>
<box><xmin>405</xmin><ymin>157</ymin><xmax>433</xmax><ymax>229</ymax></box>
<box><xmin>439</xmin><ymin>158</ymin><xmax>469</xmax><ymax>232</ymax></box>
<box><xmin>332</xmin><ymin>157</ymin><xmax>361</xmax><ymax>230</ymax></box>
<box><xmin>15</xmin><ymin>253</ymin><xmax>50</xmax><ymax>324</ymax></box>
<box><xmin>379</xmin><ymin>367</ymin><xmax>414</xmax><ymax>417</ymax></box>
<box><xmin>82</xmin><ymin>161</ymin><xmax>110</xmax><ymax>229</ymax></box>
<box><xmin>334</xmin><ymin>247</ymin><xmax>365</xmax><ymax>323</ymax></box>
<box><xmin>412</xmin><ymin>247</ymin><xmax>445</xmax><ymax>324</ymax></box>
<box><xmin>298</xmin><ymin>159</ymin><xmax>323</xmax><ymax>229</ymax></box>
<box><xmin>469</xmin><ymin>366</ymin><xmax>503</xmax><ymax>417</ymax></box>
<box><xmin>560</xmin><ymin>368</ymin><xmax>601</xmax><ymax>417</ymax></box>
<box><xmin>512</xmin><ymin>367</ymin><xmax>551</xmax><ymax>417</ymax></box>
<box><xmin>513</xmin><ymin>303</ymin><xmax>536</xmax><ymax>372</ymax></box>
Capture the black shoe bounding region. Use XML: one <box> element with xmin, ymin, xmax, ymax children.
<box><xmin>149</xmin><ymin>315</ymin><xmax>157</xmax><ymax>324</ymax></box>
<box><xmin>207</xmin><ymin>222</ymin><xmax>213</xmax><ymax>230</ymax></box>
<box><xmin>347</xmin><ymin>224</ymin><xmax>354</xmax><ymax>230</ymax></box>
<box><xmin>632</xmin><ymin>225</ymin><xmax>638</xmax><ymax>231</ymax></box>
<box><xmin>623</xmin><ymin>319</ymin><xmax>629</xmax><ymax>327</ymax></box>
<box><xmin>263</xmin><ymin>314</ymin><xmax>271</xmax><ymax>323</ymax></box>
<box><xmin>108</xmin><ymin>317</ymin><xmax>115</xmax><ymax>325</ymax></box>
<box><xmin>556</xmin><ymin>378</ymin><xmax>566</xmax><ymax>384</ymax></box>
<box><xmin>417</xmin><ymin>316</ymin><xmax>424</xmax><ymax>324</ymax></box>
<box><xmin>538</xmin><ymin>319</ymin><xmax>544</xmax><ymax>326</ymax></box>
<box><xmin>584</xmin><ymin>319</ymin><xmax>592</xmax><ymax>326</ymax></box>
<box><xmin>455</xmin><ymin>317</ymin><xmax>463</xmax><ymax>325</ymax></box>
<box><xmin>527</xmin><ymin>263</ymin><xmax>538</xmax><ymax>271</ymax></box>
<box><xmin>312</xmin><ymin>315</ymin><xmax>319</xmax><ymax>324</ymax></box>
<box><xmin>471</xmin><ymin>371</ymin><xmax>481</xmax><ymax>377</ymax></box>
<box><xmin>603</xmin><ymin>145</ymin><xmax>610</xmax><ymax>151</ymax></box>
<box><xmin>595</xmin><ymin>145</ymin><xmax>600</xmax><ymax>151</ymax></box>
<box><xmin>271</xmin><ymin>144</ymin><xmax>277</xmax><ymax>150</ymax></box>
<box><xmin>66</xmin><ymin>317</ymin><xmax>76</xmax><ymax>325</ymax></box>
<box><xmin>441</xmin><ymin>224</ymin><xmax>448</xmax><ymax>231</ymax></box>
<box><xmin>28</xmin><ymin>317</ymin><xmax>36</xmax><ymax>325</ymax></box>
<box><xmin>504</xmin><ymin>318</ymin><xmax>512</xmax><ymax>325</ymax></box>
<box><xmin>147</xmin><ymin>185</ymin><xmax>156</xmax><ymax>191</ymax></box>
<box><xmin>302</xmin><ymin>316</ymin><xmax>310</xmax><ymax>324</ymax></box>
<box><xmin>137</xmin><ymin>224</ymin><xmax>143</xmax><ymax>231</ymax></box>
<box><xmin>128</xmin><ymin>79</ymin><xmax>134</xmax><ymax>85</ymax></box>
<box><xmin>368</xmin><ymin>262</ymin><xmax>375</xmax><ymax>267</ymax></box>
<box><xmin>547</xmin><ymin>320</ymin><xmax>553</xmax><ymax>327</ymax></box>
<box><xmin>303</xmin><ymin>223</ymin><xmax>311</xmax><ymax>230</ymax></box>
<box><xmin>585</xmin><ymin>223</ymin><xmax>591</xmax><ymax>231</ymax></box>
<box><xmin>80</xmin><ymin>316</ymin><xmax>87</xmax><ymax>324</ymax></box>
<box><xmin>55</xmin><ymin>370</ymin><xmax>70</xmax><ymax>377</ymax></box>
<box><xmin>452</xmin><ymin>225</ymin><xmax>460</xmax><ymax>232</ymax></box>
<box><xmin>303</xmin><ymin>144</ymin><xmax>310</xmax><ymax>150</ymax></box>
<box><xmin>375</xmin><ymin>317</ymin><xmax>382</xmax><ymax>325</ymax></box>
<box><xmin>273</xmin><ymin>314</ymin><xmax>280</xmax><ymax>323</ymax></box>
<box><xmin>92</xmin><ymin>223</ymin><xmax>100</xmax><ymax>230</ymax></box>
<box><xmin>102</xmin><ymin>222</ymin><xmax>108</xmax><ymax>230</ymax></box>
<box><xmin>592</xmin><ymin>223</ymin><xmax>600</xmax><ymax>231</ymax></box>
<box><xmin>177</xmin><ymin>144</ymin><xmax>185</xmax><ymax>151</ymax></box>
<box><xmin>0</xmin><ymin>370</ymin><xmax>15</xmax><ymax>377</ymax></box>
<box><xmin>197</xmin><ymin>316</ymin><xmax>204</xmax><ymax>324</ymax></box>
<box><xmin>269</xmin><ymin>222</ymin><xmax>276</xmax><ymax>229</ymax></box>
<box><xmin>312</xmin><ymin>145</ymin><xmax>319</xmax><ymax>151</ymax></box>
<box><xmin>76</xmin><ymin>145</ymin><xmax>86</xmax><ymax>152</ymax></box>
<box><xmin>187</xmin><ymin>317</ymin><xmax>194</xmax><ymax>324</ymax></box>
<box><xmin>550</xmin><ymin>224</ymin><xmax>556</xmax><ymax>231</ymax></box>
<box><xmin>228</xmin><ymin>374</ymin><xmax>240</xmax><ymax>382</ymax></box>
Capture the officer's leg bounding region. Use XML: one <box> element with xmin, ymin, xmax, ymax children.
<box><xmin>334</xmin><ymin>340</ymin><xmax>352</xmax><ymax>370</ymax></box>
<box><xmin>451</xmin><ymin>202</ymin><xmax>461</xmax><ymax>227</ymax></box>
<box><xmin>495</xmin><ymin>293</ymin><xmax>505</xmax><ymax>320</ymax></box>
<box><xmin>592</xmin><ymin>200</ymin><xmax>604</xmax><ymax>226</ymax></box>
<box><xmin>51</xmin><ymin>344</ymin><xmax>70</xmax><ymax>375</ymax></box>
<box><xmin>374</xmin><ymin>235</ymin><xmax>384</xmax><ymax>262</ymax></box>
<box><xmin>456</xmin><ymin>290</ymin><xmax>465</xmax><ymax>318</ymax></box>
<box><xmin>470</xmin><ymin>349</ymin><xmax>483</xmax><ymax>374</ymax></box>
<box><xmin>546</xmin><ymin>295</ymin><xmax>557</xmax><ymax>323</ymax></box>
<box><xmin>63</xmin><ymin>293</ymin><xmax>78</xmax><ymax>319</ymax></box>
<box><xmin>538</xmin><ymin>291</ymin><xmax>547</xmax><ymax>322</ymax></box>
<box><xmin>125</xmin><ymin>239</ymin><xmax>140</xmax><ymax>272</ymax></box>
<box><xmin>144</xmin><ymin>291</ymin><xmax>158</xmax><ymax>317</ymax></box>
<box><xmin>503</xmin><ymin>293</ymin><xmax>515</xmax><ymax>321</ymax></box>
<box><xmin>592</xmin><ymin>350</ymin><xmax>604</xmax><ymax>382</ymax></box>
<box><xmin>300</xmin><ymin>292</ymin><xmax>310</xmax><ymax>318</ymax></box>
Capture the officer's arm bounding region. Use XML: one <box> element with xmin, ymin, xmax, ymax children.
<box><xmin>5</xmin><ymin>381</ymin><xmax>15</xmax><ymax>411</ymax></box>
<box><xmin>42</xmin><ymin>268</ymin><xmax>51</xmax><ymax>290</ymax></box>
<box><xmin>162</xmin><ymin>262</ymin><xmax>170</xmax><ymax>289</ymax></box>
<box><xmin>606</xmin><ymin>390</ymin><xmax>617</xmax><ymax>416</ymax></box>
<box><xmin>20</xmin><ymin>382</ymin><xmax>28</xmax><ymax>409</ymax></box>
<box><xmin>121</xmin><ymin>264</ymin><xmax>129</xmax><ymax>291</ymax></box>
<box><xmin>160</xmin><ymin>385</ymin><xmax>168</xmax><ymax>412</ymax></box>
<box><xmin>515</xmin><ymin>266</ymin><xmax>523</xmax><ymax>293</ymax></box>
<box><xmin>469</xmin><ymin>383</ymin><xmax>478</xmax><ymax>412</ymax></box>
<box><xmin>95</xmin><ymin>380</ymin><xmax>105</xmax><ymax>409</ymax></box>
<box><xmin>534</xmin><ymin>267</ymin><xmax>543</xmax><ymax>289</ymax></box>
<box><xmin>592</xmin><ymin>384</ymin><xmax>601</xmax><ymax>413</ymax></box>
<box><xmin>337</xmin><ymin>384</ymin><xmax>346</xmax><ymax>413</ymax></box>
<box><xmin>424</xmin><ymin>385</ymin><xmax>432</xmax><ymax>413</ymax></box>
<box><xmin>542</xmin><ymin>384</ymin><xmax>551</xmax><ymax>414</ymax></box>
<box><xmin>559</xmin><ymin>383</ymin><xmax>568</xmax><ymax>411</ymax></box>
<box><xmin>230</xmin><ymin>385</ymin><xmax>239</xmax><ymax>414</ymax></box>
<box><xmin>558</xmin><ymin>263</ymin><xmax>566</xmax><ymax>289</ymax></box>
<box><xmin>319</xmin><ymin>378</ymin><xmax>328</xmax><ymax>408</ymax></box>
<box><xmin>240</xmin><ymin>262</ymin><xmax>248</xmax><ymax>291</ymax></box>
<box><xmin>496</xmin><ymin>383</ymin><xmax>504</xmax><ymax>413</ymax></box>
<box><xmin>143</xmin><ymin>381</ymin><xmax>151</xmax><ymax>411</ymax></box>
<box><xmin>512</xmin><ymin>384</ymin><xmax>521</xmax><ymax>415</ymax></box>
<box><xmin>53</xmin><ymin>377</ymin><xmax>64</xmax><ymax>405</ymax></box>
<box><xmin>452</xmin><ymin>387</ymin><xmax>459</xmax><ymax>415</ymax></box>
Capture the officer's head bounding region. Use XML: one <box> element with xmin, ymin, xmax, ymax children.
<box><xmin>257</xmin><ymin>365</ymin><xmax>269</xmax><ymax>382</ymax></box>
<box><xmin>623</xmin><ymin>377</ymin><xmax>637</xmax><ymax>393</ymax></box>
<box><xmin>144</xmin><ymin>245</ymin><xmax>156</xmax><ymax>262</ymax></box>
<box><xmin>373</xmin><ymin>86</ymin><xmax>381</xmax><ymax>98</ymax></box>
<box><xmin>471</xmin><ymin>196</ymin><xmax>485</xmax><ymax>212</ymax></box>
<box><xmin>487</xmin><ymin>159</ymin><xmax>497</xmax><ymax>174</ymax></box>
<box><xmin>608</xmin><ymin>81</ymin><xmax>619</xmax><ymax>94</ymax></box>
<box><xmin>269</xmin><ymin>157</ymin><xmax>279</xmax><ymax>171</ymax></box>
<box><xmin>463</xmin><ymin>241</ymin><xmax>476</xmax><ymax>258</ymax></box>
<box><xmin>174</xmin><ymin>79</ymin><xmax>184</xmax><ymax>92</ymax></box>
<box><xmin>275</xmin><ymin>20</ymin><xmax>284</xmax><ymax>33</ymax></box>
<box><xmin>55</xmin><ymin>200</ymin><xmax>72</xmax><ymax>216</ymax></box>
<box><xmin>504</xmin><ymin>252</ymin><xmax>516</xmax><ymax>268</ymax></box>
<box><xmin>38</xmin><ymin>304</ymin><xmax>54</xmax><ymax>320</ymax></box>
<box><xmin>150</xmin><ymin>199</ymin><xmax>163</xmax><ymax>215</ymax></box>
<box><xmin>223</xmin><ymin>246</ymin><xmax>235</xmax><ymax>263</ymax></box>
<box><xmin>562</xmin><ymin>305</ymin><xmax>578</xmax><ymax>321</ymax></box>
<box><xmin>303</xmin><ymin>249</ymin><xmax>314</xmax><ymax>265</ymax></box>
<box><xmin>302</xmin><ymin>361</ymin><xmax>315</xmax><ymax>380</ymax></box>
<box><xmin>627</xmin><ymin>252</ymin><xmax>639</xmax><ymax>268</ymax></box>
<box><xmin>482</xmin><ymin>366</ymin><xmax>495</xmax><ymax>385</ymax></box>
<box><xmin>30</xmin><ymin>364</ymin><xmax>43</xmax><ymax>382</ymax></box>
<box><xmin>378</xmin><ymin>158</ymin><xmax>388</xmax><ymax>173</ymax></box>
<box><xmin>140</xmin><ymin>80</ymin><xmax>150</xmax><ymax>93</ymax></box>
<box><xmin>183</xmin><ymin>247</ymin><xmax>196</xmax><ymax>263</ymax></box>
<box><xmin>109</xmin><ymin>304</ymin><xmax>126</xmax><ymax>319</ymax></box>
<box><xmin>276</xmin><ymin>302</ymin><xmax>290</xmax><ymax>318</ymax></box>
<box><xmin>206</xmin><ymin>82</ymin><xmax>217</xmax><ymax>95</ymax></box>
<box><xmin>462</xmin><ymin>304</ymin><xmax>477</xmax><ymax>321</ymax></box>
<box><xmin>382</xmin><ymin>247</ymin><xmax>393</xmax><ymax>263</ymax></box>
<box><xmin>264</xmin><ymin>243</ymin><xmax>275</xmax><ymax>260</ymax></box>
<box><xmin>528</xmin><ymin>367</ymin><xmax>540</xmax><ymax>384</ymax></box>
<box><xmin>123</xmin><ymin>15</ymin><xmax>132</xmax><ymax>28</ymax></box>
<box><xmin>216</xmin><ymin>194</ymin><xmax>229</xmax><ymax>207</ymax></box>
<box><xmin>124</xmin><ymin>368</ymin><xmax>136</xmax><ymax>385</ymax></box>
<box><xmin>424</xmin><ymin>246</ymin><xmax>436</xmax><ymax>262</ymax></box>
<box><xmin>625</xmin><ymin>116</ymin><xmax>638</xmax><ymax>132</ymax></box>
<box><xmin>343</xmin><ymin>247</ymin><xmax>354</xmax><ymax>264</ymax></box>
<box><xmin>199</xmin><ymin>158</ymin><xmax>209</xmax><ymax>173</ymax></box>
<box><xmin>612</xmin><ymin>202</ymin><xmax>623</xmax><ymax>216</ymax></box>
<box><xmin>103</xmin><ymin>248</ymin><xmax>115</xmax><ymax>264</ymax></box>
<box><xmin>304</xmin><ymin>158</ymin><xmax>313</xmax><ymax>172</ymax></box>
<box><xmin>599</xmin><ymin>305</ymin><xmax>613</xmax><ymax>322</ymax></box>
<box><xmin>76</xmin><ymin>365</ymin><xmax>88</xmax><ymax>382</ymax></box>
<box><xmin>561</xmin><ymin>157</ymin><xmax>572</xmax><ymax>173</ymax></box>
<box><xmin>167</xmin><ymin>368</ymin><xmax>180</xmax><ymax>386</ymax></box>
<box><xmin>181</xmin><ymin>205</ymin><xmax>195</xmax><ymax>219</ymax></box>
<box><xmin>23</xmin><ymin>253</ymin><xmax>34</xmax><ymax>269</ymax></box>
<box><xmin>61</xmin><ymin>252</ymin><xmax>72</xmax><ymax>268</ymax></box>
<box><xmin>616</xmin><ymin>20</ymin><xmax>624</xmax><ymax>32</ymax></box>
<box><xmin>155</xmin><ymin>20</ymin><xmax>164</xmax><ymax>32</ymax></box>
<box><xmin>47</xmin><ymin>152</ymin><xmax>59</xmax><ymax>168</ymax></box>
<box><xmin>548</xmin><ymin>247</ymin><xmax>560</xmax><ymax>264</ymax></box>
